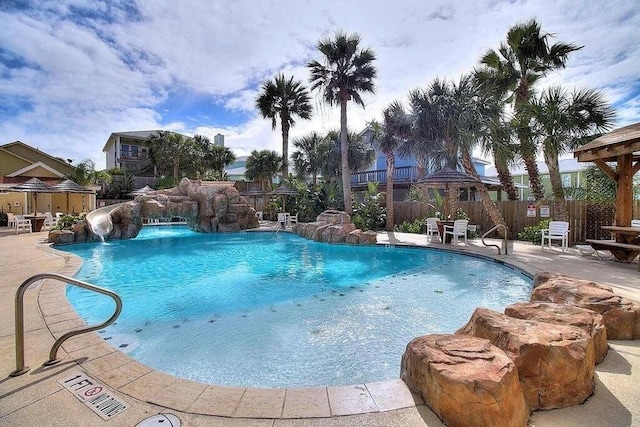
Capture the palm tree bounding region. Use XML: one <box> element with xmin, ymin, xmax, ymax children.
<box><xmin>475</xmin><ymin>19</ymin><xmax>582</xmax><ymax>200</ymax></box>
<box><xmin>369</xmin><ymin>101</ymin><xmax>411</xmax><ymax>231</ymax></box>
<box><xmin>530</xmin><ymin>86</ymin><xmax>614</xmax><ymax>220</ymax></box>
<box><xmin>147</xmin><ymin>131</ymin><xmax>199</xmax><ymax>181</ymax></box>
<box><xmin>68</xmin><ymin>159</ymin><xmax>112</xmax><ymax>187</ymax></box>
<box><xmin>245</xmin><ymin>149</ymin><xmax>282</xmax><ymax>191</ymax></box>
<box><xmin>308</xmin><ymin>31</ymin><xmax>377</xmax><ymax>214</ymax></box>
<box><xmin>322</xmin><ymin>130</ymin><xmax>376</xmax><ymax>183</ymax></box>
<box><xmin>256</xmin><ymin>73</ymin><xmax>312</xmax><ymax>179</ymax></box>
<box><xmin>204</xmin><ymin>144</ymin><xmax>236</xmax><ymax>180</ymax></box>
<box><xmin>291</xmin><ymin>132</ymin><xmax>331</xmax><ymax>185</ymax></box>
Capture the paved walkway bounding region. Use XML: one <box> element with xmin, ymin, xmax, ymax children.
<box><xmin>0</xmin><ymin>226</ymin><xmax>638</xmax><ymax>426</ymax></box>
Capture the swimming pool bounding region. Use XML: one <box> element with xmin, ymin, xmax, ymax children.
<box><xmin>63</xmin><ymin>226</ymin><xmax>532</xmax><ymax>388</ymax></box>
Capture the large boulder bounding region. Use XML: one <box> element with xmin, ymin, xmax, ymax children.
<box><xmin>456</xmin><ymin>308</ymin><xmax>595</xmax><ymax>410</ymax></box>
<box><xmin>531</xmin><ymin>272</ymin><xmax>640</xmax><ymax>340</ymax></box>
<box><xmin>505</xmin><ymin>301</ymin><xmax>608</xmax><ymax>363</ymax></box>
<box><xmin>292</xmin><ymin>210</ymin><xmax>376</xmax><ymax>245</ymax></box>
<box><xmin>401</xmin><ymin>334</ymin><xmax>529</xmax><ymax>427</ymax></box>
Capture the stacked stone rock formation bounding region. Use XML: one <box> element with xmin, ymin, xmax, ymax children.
<box><xmin>402</xmin><ymin>271</ymin><xmax>640</xmax><ymax>425</ymax></box>
<box><xmin>49</xmin><ymin>178</ymin><xmax>259</xmax><ymax>244</ymax></box>
<box><xmin>456</xmin><ymin>308</ymin><xmax>595</xmax><ymax>410</ymax></box>
<box><xmin>291</xmin><ymin>209</ymin><xmax>377</xmax><ymax>245</ymax></box>
<box><xmin>401</xmin><ymin>334</ymin><xmax>529</xmax><ymax>427</ymax></box>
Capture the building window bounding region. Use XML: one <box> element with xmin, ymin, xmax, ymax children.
<box><xmin>562</xmin><ymin>174</ymin><xmax>571</xmax><ymax>187</ymax></box>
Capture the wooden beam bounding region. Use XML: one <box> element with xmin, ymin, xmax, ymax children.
<box><xmin>615</xmin><ymin>153</ymin><xmax>634</xmax><ymax>226</ymax></box>
<box><xmin>575</xmin><ymin>140</ymin><xmax>640</xmax><ymax>162</ymax></box>
<box><xmin>593</xmin><ymin>158</ymin><xmax>618</xmax><ymax>181</ymax></box>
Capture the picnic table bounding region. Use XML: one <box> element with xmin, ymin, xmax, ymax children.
<box><xmin>586</xmin><ymin>226</ymin><xmax>640</xmax><ymax>268</ymax></box>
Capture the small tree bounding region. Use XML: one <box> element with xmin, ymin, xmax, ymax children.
<box><xmin>245</xmin><ymin>150</ymin><xmax>282</xmax><ymax>191</ymax></box>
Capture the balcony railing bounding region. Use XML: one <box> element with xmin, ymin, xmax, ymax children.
<box><xmin>350</xmin><ymin>166</ymin><xmax>420</xmax><ymax>186</ymax></box>
<box><xmin>119</xmin><ymin>151</ymin><xmax>148</xmax><ymax>160</ymax></box>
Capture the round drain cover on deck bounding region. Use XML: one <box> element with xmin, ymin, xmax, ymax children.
<box><xmin>135</xmin><ymin>413</ymin><xmax>181</xmax><ymax>427</ymax></box>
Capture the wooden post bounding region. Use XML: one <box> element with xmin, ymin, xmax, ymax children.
<box><xmin>615</xmin><ymin>153</ymin><xmax>633</xmax><ymax>228</ymax></box>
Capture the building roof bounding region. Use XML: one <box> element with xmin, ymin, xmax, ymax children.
<box><xmin>574</xmin><ymin>122</ymin><xmax>640</xmax><ymax>162</ymax></box>
<box><xmin>1</xmin><ymin>140</ymin><xmax>74</xmax><ymax>170</ymax></box>
<box><xmin>102</xmin><ymin>130</ymin><xmax>164</xmax><ymax>152</ymax></box>
<box><xmin>484</xmin><ymin>157</ymin><xmax>591</xmax><ymax>177</ymax></box>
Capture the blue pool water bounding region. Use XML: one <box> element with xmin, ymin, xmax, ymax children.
<box><xmin>63</xmin><ymin>226</ymin><xmax>532</xmax><ymax>388</ymax></box>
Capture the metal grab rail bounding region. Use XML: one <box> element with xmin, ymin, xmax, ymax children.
<box><xmin>10</xmin><ymin>273</ymin><xmax>122</xmax><ymax>377</ymax></box>
<box><xmin>481</xmin><ymin>224</ymin><xmax>509</xmax><ymax>255</ymax></box>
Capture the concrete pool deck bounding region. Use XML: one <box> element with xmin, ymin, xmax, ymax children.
<box><xmin>0</xmin><ymin>225</ymin><xmax>638</xmax><ymax>426</ymax></box>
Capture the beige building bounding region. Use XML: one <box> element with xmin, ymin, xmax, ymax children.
<box><xmin>0</xmin><ymin>141</ymin><xmax>95</xmax><ymax>215</ymax></box>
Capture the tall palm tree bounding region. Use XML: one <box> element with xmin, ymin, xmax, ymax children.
<box><xmin>256</xmin><ymin>73</ymin><xmax>312</xmax><ymax>179</ymax></box>
<box><xmin>308</xmin><ymin>32</ymin><xmax>377</xmax><ymax>214</ymax></box>
<box><xmin>291</xmin><ymin>132</ymin><xmax>331</xmax><ymax>185</ymax></box>
<box><xmin>369</xmin><ymin>101</ymin><xmax>411</xmax><ymax>230</ymax></box>
<box><xmin>204</xmin><ymin>144</ymin><xmax>236</xmax><ymax>180</ymax></box>
<box><xmin>530</xmin><ymin>86</ymin><xmax>614</xmax><ymax>220</ymax></box>
<box><xmin>475</xmin><ymin>19</ymin><xmax>582</xmax><ymax>200</ymax></box>
<box><xmin>245</xmin><ymin>149</ymin><xmax>282</xmax><ymax>191</ymax></box>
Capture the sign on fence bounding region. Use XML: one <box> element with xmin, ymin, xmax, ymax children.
<box><xmin>527</xmin><ymin>204</ymin><xmax>536</xmax><ymax>217</ymax></box>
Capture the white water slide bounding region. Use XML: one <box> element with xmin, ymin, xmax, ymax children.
<box><xmin>84</xmin><ymin>203</ymin><xmax>128</xmax><ymax>240</ymax></box>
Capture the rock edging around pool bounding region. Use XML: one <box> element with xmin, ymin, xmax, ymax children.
<box><xmin>401</xmin><ymin>272</ymin><xmax>640</xmax><ymax>427</ymax></box>
<box><xmin>291</xmin><ymin>210</ymin><xmax>377</xmax><ymax>245</ymax></box>
<box><xmin>48</xmin><ymin>178</ymin><xmax>260</xmax><ymax>244</ymax></box>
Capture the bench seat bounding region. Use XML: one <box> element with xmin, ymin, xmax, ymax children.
<box><xmin>585</xmin><ymin>239</ymin><xmax>640</xmax><ymax>269</ymax></box>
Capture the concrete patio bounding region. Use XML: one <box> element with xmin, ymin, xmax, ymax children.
<box><xmin>0</xmin><ymin>225</ymin><xmax>638</xmax><ymax>426</ymax></box>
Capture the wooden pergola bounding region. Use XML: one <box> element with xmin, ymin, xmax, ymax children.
<box><xmin>574</xmin><ymin>122</ymin><xmax>640</xmax><ymax>226</ymax></box>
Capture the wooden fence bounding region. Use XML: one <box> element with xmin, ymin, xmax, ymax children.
<box><xmin>394</xmin><ymin>200</ymin><xmax>640</xmax><ymax>244</ymax></box>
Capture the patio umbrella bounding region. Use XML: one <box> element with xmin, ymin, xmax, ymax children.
<box><xmin>268</xmin><ymin>185</ymin><xmax>299</xmax><ymax>212</ymax></box>
<box><xmin>240</xmin><ymin>188</ymin><xmax>267</xmax><ymax>210</ymax></box>
<box><xmin>416</xmin><ymin>167</ymin><xmax>480</xmax><ymax>218</ymax></box>
<box><xmin>128</xmin><ymin>185</ymin><xmax>155</xmax><ymax>198</ymax></box>
<box><xmin>8</xmin><ymin>177</ymin><xmax>59</xmax><ymax>215</ymax></box>
<box><xmin>51</xmin><ymin>179</ymin><xmax>94</xmax><ymax>214</ymax></box>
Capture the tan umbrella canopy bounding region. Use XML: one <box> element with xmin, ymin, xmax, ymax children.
<box><xmin>269</xmin><ymin>185</ymin><xmax>299</xmax><ymax>212</ymax></box>
<box><xmin>416</xmin><ymin>167</ymin><xmax>481</xmax><ymax>218</ymax></box>
<box><xmin>51</xmin><ymin>179</ymin><xmax>93</xmax><ymax>214</ymax></box>
<box><xmin>8</xmin><ymin>177</ymin><xmax>59</xmax><ymax>215</ymax></box>
<box><xmin>574</xmin><ymin>122</ymin><xmax>640</xmax><ymax>226</ymax></box>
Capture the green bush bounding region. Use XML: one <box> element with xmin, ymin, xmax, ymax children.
<box><xmin>394</xmin><ymin>217</ymin><xmax>426</xmax><ymax>234</ymax></box>
<box><xmin>0</xmin><ymin>212</ymin><xmax>7</xmax><ymax>226</ymax></box>
<box><xmin>352</xmin><ymin>182</ymin><xmax>385</xmax><ymax>231</ymax></box>
<box><xmin>517</xmin><ymin>219</ymin><xmax>550</xmax><ymax>244</ymax></box>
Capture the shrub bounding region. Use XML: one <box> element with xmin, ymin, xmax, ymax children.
<box><xmin>394</xmin><ymin>217</ymin><xmax>426</xmax><ymax>234</ymax></box>
<box><xmin>517</xmin><ymin>219</ymin><xmax>551</xmax><ymax>244</ymax></box>
<box><xmin>352</xmin><ymin>182</ymin><xmax>385</xmax><ymax>231</ymax></box>
<box><xmin>0</xmin><ymin>212</ymin><xmax>7</xmax><ymax>227</ymax></box>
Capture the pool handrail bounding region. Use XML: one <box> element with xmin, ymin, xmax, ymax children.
<box><xmin>481</xmin><ymin>224</ymin><xmax>509</xmax><ymax>255</ymax></box>
<box><xmin>10</xmin><ymin>272</ymin><xmax>122</xmax><ymax>377</ymax></box>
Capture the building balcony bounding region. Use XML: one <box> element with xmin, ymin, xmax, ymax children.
<box><xmin>350</xmin><ymin>166</ymin><xmax>420</xmax><ymax>187</ymax></box>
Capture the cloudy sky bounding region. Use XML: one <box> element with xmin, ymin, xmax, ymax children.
<box><xmin>1</xmin><ymin>0</ymin><xmax>638</xmax><ymax>169</ymax></box>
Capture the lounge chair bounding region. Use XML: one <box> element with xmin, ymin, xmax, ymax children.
<box><xmin>575</xmin><ymin>244</ymin><xmax>614</xmax><ymax>260</ymax></box>
<box><xmin>541</xmin><ymin>221</ymin><xmax>570</xmax><ymax>251</ymax></box>
<box><xmin>444</xmin><ymin>219</ymin><xmax>468</xmax><ymax>246</ymax></box>
<box><xmin>425</xmin><ymin>217</ymin><xmax>440</xmax><ymax>242</ymax></box>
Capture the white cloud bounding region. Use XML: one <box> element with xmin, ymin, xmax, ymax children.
<box><xmin>1</xmin><ymin>0</ymin><xmax>638</xmax><ymax>170</ymax></box>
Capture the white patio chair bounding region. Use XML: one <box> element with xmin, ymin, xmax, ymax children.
<box><xmin>632</xmin><ymin>219</ymin><xmax>640</xmax><ymax>227</ymax></box>
<box><xmin>541</xmin><ymin>221</ymin><xmax>570</xmax><ymax>251</ymax></box>
<box><xmin>7</xmin><ymin>212</ymin><xmax>16</xmax><ymax>228</ymax></box>
<box><xmin>443</xmin><ymin>219</ymin><xmax>468</xmax><ymax>245</ymax></box>
<box><xmin>15</xmin><ymin>215</ymin><xmax>32</xmax><ymax>234</ymax></box>
<box><xmin>425</xmin><ymin>217</ymin><xmax>440</xmax><ymax>242</ymax></box>
<box><xmin>42</xmin><ymin>212</ymin><xmax>57</xmax><ymax>231</ymax></box>
<box><xmin>255</xmin><ymin>211</ymin><xmax>263</xmax><ymax>221</ymax></box>
<box><xmin>289</xmin><ymin>213</ymin><xmax>298</xmax><ymax>225</ymax></box>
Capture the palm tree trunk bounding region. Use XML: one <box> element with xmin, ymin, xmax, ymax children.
<box><xmin>461</xmin><ymin>151</ymin><xmax>507</xmax><ymax>237</ymax></box>
<box><xmin>173</xmin><ymin>159</ymin><xmax>180</xmax><ymax>181</ymax></box>
<box><xmin>340</xmin><ymin>97</ymin><xmax>352</xmax><ymax>214</ymax></box>
<box><xmin>281</xmin><ymin>119</ymin><xmax>290</xmax><ymax>180</ymax></box>
<box><xmin>385</xmin><ymin>153</ymin><xmax>395</xmax><ymax>231</ymax></box>
<box><xmin>522</xmin><ymin>150</ymin><xmax>545</xmax><ymax>200</ymax></box>
<box><xmin>543</xmin><ymin>148</ymin><xmax>568</xmax><ymax>221</ymax></box>
<box><xmin>492</xmin><ymin>146</ymin><xmax>519</xmax><ymax>201</ymax></box>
